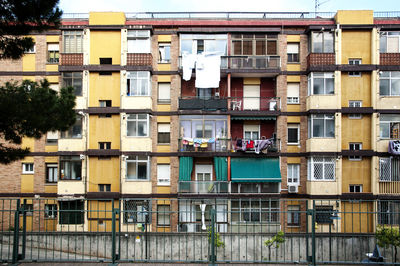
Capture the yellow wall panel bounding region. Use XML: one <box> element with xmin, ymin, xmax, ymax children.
<box><xmin>158</xmin><ymin>35</ymin><xmax>172</xmax><ymax>42</ymax></box>
<box><xmin>44</xmin><ymin>185</ymin><xmax>57</xmax><ymax>193</ymax></box>
<box><xmin>21</xmin><ymin>138</ymin><xmax>35</xmax><ymax>151</ymax></box>
<box><xmin>158</xmin><ymin>75</ymin><xmax>171</xmax><ymax>82</ymax></box>
<box><xmin>287</xmin><ymin>146</ymin><xmax>300</xmax><ymax>153</ymax></box>
<box><xmin>342</xmin><ymin>201</ymin><xmax>373</xmax><ymax>233</ymax></box>
<box><xmin>47</xmin><ymin>76</ymin><xmax>59</xmax><ymax>83</ymax></box>
<box><xmin>157</xmin><ymin>187</ymin><xmax>171</xmax><ymax>194</ymax></box>
<box><xmin>243</xmin><ymin>78</ymin><xmax>260</xmax><ymax>85</ymax></box>
<box><xmin>157</xmin><ymin>116</ymin><xmax>171</xmax><ymax>123</ymax></box>
<box><xmin>89</xmin><ymin>73</ymin><xmax>121</xmax><ymax>107</ymax></box>
<box><xmin>45</xmin><ymin>156</ymin><xmax>58</xmax><ymax>163</ymax></box>
<box><xmin>287</xmin><ymin>76</ymin><xmax>300</xmax><ymax>82</ymax></box>
<box><xmin>157</xmin><ymin>145</ymin><xmax>170</xmax><ymax>152</ymax></box>
<box><xmin>23</xmin><ymin>76</ymin><xmax>35</xmax><ymax>81</ymax></box>
<box><xmin>287</xmin><ymin>157</ymin><xmax>301</xmax><ymax>164</ymax></box>
<box><xmin>45</xmin><ymin>145</ymin><xmax>58</xmax><ymax>153</ymax></box>
<box><xmin>88</xmin><ymin>157</ymin><xmax>120</xmax><ymax>192</ymax></box>
<box><xmin>90</xmin><ymin>31</ymin><xmax>121</xmax><ymax>64</ymax></box>
<box><xmin>158</xmin><ymin>64</ymin><xmax>171</xmax><ymax>71</ymax></box>
<box><xmin>46</xmin><ymin>65</ymin><xmax>58</xmax><ymax>72</ymax></box>
<box><xmin>22</xmin><ymin>36</ymin><xmax>35</xmax><ymax>71</ymax></box>
<box><xmin>341</xmin><ymin>115</ymin><xmax>371</xmax><ymax>149</ymax></box>
<box><xmin>287</xmin><ymin>35</ymin><xmax>300</xmax><ymax>42</ymax></box>
<box><xmin>89</xmin><ymin>12</ymin><xmax>125</xmax><ymax>25</ymax></box>
<box><xmin>21</xmin><ymin>175</ymin><xmax>34</xmax><ymax>193</ymax></box>
<box><xmin>157</xmin><ymin>157</ymin><xmax>170</xmax><ymax>164</ymax></box>
<box><xmin>287</xmin><ymin>116</ymin><xmax>301</xmax><ymax>123</ymax></box>
<box><xmin>341</xmin><ymin>31</ymin><xmax>371</xmax><ymax>64</ymax></box>
<box><xmin>89</xmin><ymin>115</ymin><xmax>121</xmax><ymax>149</ymax></box>
<box><xmin>342</xmin><ymin>158</ymin><xmax>372</xmax><ymax>193</ymax></box>
<box><xmin>287</xmin><ymin>64</ymin><xmax>301</xmax><ymax>71</ymax></box>
<box><xmin>335</xmin><ymin>10</ymin><xmax>373</xmax><ymax>25</ymax></box>
<box><xmin>157</xmin><ymin>104</ymin><xmax>171</xmax><ymax>111</ymax></box>
<box><xmin>341</xmin><ymin>73</ymin><xmax>371</xmax><ymax>106</ymax></box>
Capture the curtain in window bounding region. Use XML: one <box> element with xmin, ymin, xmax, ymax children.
<box><xmin>214</xmin><ymin>157</ymin><xmax>227</xmax><ymax>181</ymax></box>
<box><xmin>179</xmin><ymin>157</ymin><xmax>193</xmax><ymax>181</ymax></box>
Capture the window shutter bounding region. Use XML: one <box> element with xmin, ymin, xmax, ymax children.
<box><xmin>287</xmin><ymin>83</ymin><xmax>300</xmax><ymax>98</ymax></box>
<box><xmin>158</xmin><ymin>83</ymin><xmax>171</xmax><ymax>100</ymax></box>
<box><xmin>287</xmin><ymin>43</ymin><xmax>299</xmax><ymax>53</ymax></box>
<box><xmin>158</xmin><ymin>124</ymin><xmax>170</xmax><ymax>133</ymax></box>
<box><xmin>48</xmin><ymin>44</ymin><xmax>59</xmax><ymax>51</ymax></box>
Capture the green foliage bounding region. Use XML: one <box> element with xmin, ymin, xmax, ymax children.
<box><xmin>264</xmin><ymin>231</ymin><xmax>285</xmax><ymax>249</ymax></box>
<box><xmin>208</xmin><ymin>226</ymin><xmax>225</xmax><ymax>248</ymax></box>
<box><xmin>376</xmin><ymin>225</ymin><xmax>400</xmax><ymax>262</ymax></box>
<box><xmin>0</xmin><ymin>0</ymin><xmax>62</xmax><ymax>59</ymax></box>
<box><xmin>0</xmin><ymin>80</ymin><xmax>76</xmax><ymax>163</ymax></box>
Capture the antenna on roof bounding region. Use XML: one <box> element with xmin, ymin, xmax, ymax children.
<box><xmin>315</xmin><ymin>0</ymin><xmax>330</xmax><ymax>16</ymax></box>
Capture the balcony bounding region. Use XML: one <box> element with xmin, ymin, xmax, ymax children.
<box><xmin>179</xmin><ymin>96</ymin><xmax>227</xmax><ymax>110</ymax></box>
<box><xmin>380</xmin><ymin>53</ymin><xmax>400</xmax><ymax>65</ymax></box>
<box><xmin>307</xmin><ymin>53</ymin><xmax>335</xmax><ymax>68</ymax></box>
<box><xmin>127</xmin><ymin>53</ymin><xmax>152</xmax><ymax>67</ymax></box>
<box><xmin>60</xmin><ymin>53</ymin><xmax>83</xmax><ymax>66</ymax></box>
<box><xmin>178</xmin><ymin>138</ymin><xmax>231</xmax><ymax>152</ymax></box>
<box><xmin>379</xmin><ymin>181</ymin><xmax>400</xmax><ymax>194</ymax></box>
<box><xmin>178</xmin><ymin>181</ymin><xmax>229</xmax><ymax>194</ymax></box>
<box><xmin>230</xmin><ymin>97</ymin><xmax>280</xmax><ymax>111</ymax></box>
<box><xmin>232</xmin><ymin>138</ymin><xmax>280</xmax><ymax>153</ymax></box>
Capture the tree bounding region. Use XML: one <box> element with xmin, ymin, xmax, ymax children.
<box><xmin>376</xmin><ymin>225</ymin><xmax>400</xmax><ymax>262</ymax></box>
<box><xmin>264</xmin><ymin>231</ymin><xmax>285</xmax><ymax>261</ymax></box>
<box><xmin>0</xmin><ymin>1</ymin><xmax>76</xmax><ymax>164</ymax></box>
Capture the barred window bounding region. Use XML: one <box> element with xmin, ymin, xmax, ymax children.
<box><xmin>308</xmin><ymin>114</ymin><xmax>335</xmax><ymax>138</ymax></box>
<box><xmin>315</xmin><ymin>206</ymin><xmax>334</xmax><ymax>224</ymax></box>
<box><xmin>63</xmin><ymin>31</ymin><xmax>83</xmax><ymax>53</ymax></box>
<box><xmin>157</xmin><ymin>205</ymin><xmax>171</xmax><ymax>226</ymax></box>
<box><xmin>379</xmin><ymin>71</ymin><xmax>400</xmax><ymax>96</ymax></box>
<box><xmin>127</xmin><ymin>71</ymin><xmax>151</xmax><ymax>96</ymax></box>
<box><xmin>124</xmin><ymin>200</ymin><xmax>150</xmax><ymax>224</ymax></box>
<box><xmin>231</xmin><ymin>199</ymin><xmax>279</xmax><ymax>223</ymax></box>
<box><xmin>308</xmin><ymin>72</ymin><xmax>334</xmax><ymax>95</ymax></box>
<box><xmin>308</xmin><ymin>157</ymin><xmax>335</xmax><ymax>181</ymax></box>
<box><xmin>378</xmin><ymin>201</ymin><xmax>400</xmax><ymax>225</ymax></box>
<box><xmin>379</xmin><ymin>157</ymin><xmax>400</xmax><ymax>182</ymax></box>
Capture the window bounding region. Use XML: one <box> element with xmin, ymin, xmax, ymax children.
<box><xmin>60</xmin><ymin>156</ymin><xmax>82</xmax><ymax>180</ymax></box>
<box><xmin>311</xmin><ymin>32</ymin><xmax>334</xmax><ymax>53</ymax></box>
<box><xmin>25</xmin><ymin>45</ymin><xmax>35</xmax><ymax>53</ymax></box>
<box><xmin>127</xmin><ymin>71</ymin><xmax>150</xmax><ymax>96</ymax></box>
<box><xmin>244</xmin><ymin>124</ymin><xmax>259</xmax><ymax>140</ymax></box>
<box><xmin>287</xmin><ymin>124</ymin><xmax>300</xmax><ymax>144</ymax></box>
<box><xmin>379</xmin><ymin>71</ymin><xmax>400</xmax><ymax>96</ymax></box>
<box><xmin>380</xmin><ymin>114</ymin><xmax>400</xmax><ymax>139</ymax></box>
<box><xmin>124</xmin><ymin>200</ymin><xmax>150</xmax><ymax>223</ymax></box>
<box><xmin>349</xmin><ymin>101</ymin><xmax>362</xmax><ymax>119</ymax></box>
<box><xmin>98</xmin><ymin>184</ymin><xmax>111</xmax><ymax>192</ymax></box>
<box><xmin>287</xmin><ymin>83</ymin><xmax>300</xmax><ymax>104</ymax></box>
<box><xmin>99</xmin><ymin>142</ymin><xmax>111</xmax><ymax>149</ymax></box>
<box><xmin>180</xmin><ymin>34</ymin><xmax>227</xmax><ymax>55</ymax></box>
<box><xmin>349</xmin><ymin>185</ymin><xmax>363</xmax><ymax>193</ymax></box>
<box><xmin>45</xmin><ymin>204</ymin><xmax>57</xmax><ymax>218</ymax></box>
<box><xmin>308</xmin><ymin>157</ymin><xmax>335</xmax><ymax>181</ymax></box>
<box><xmin>349</xmin><ymin>59</ymin><xmax>361</xmax><ymax>65</ymax></box>
<box><xmin>63</xmin><ymin>31</ymin><xmax>83</xmax><ymax>53</ymax></box>
<box><xmin>180</xmin><ymin>115</ymin><xmax>227</xmax><ymax>139</ymax></box>
<box><xmin>231</xmin><ymin>183</ymin><xmax>280</xmax><ymax>193</ymax></box>
<box><xmin>348</xmin><ymin>59</ymin><xmax>361</xmax><ymax>77</ymax></box>
<box><xmin>46</xmin><ymin>164</ymin><xmax>58</xmax><ymax>183</ymax></box>
<box><xmin>127</xmin><ymin>114</ymin><xmax>149</xmax><ymax>137</ymax></box>
<box><xmin>158</xmin><ymin>83</ymin><xmax>171</xmax><ymax>103</ymax></box>
<box><xmin>378</xmin><ymin>201</ymin><xmax>400</xmax><ymax>225</ymax></box>
<box><xmin>59</xmin><ymin>200</ymin><xmax>84</xmax><ymax>224</ymax></box>
<box><xmin>287</xmin><ymin>164</ymin><xmax>300</xmax><ymax>185</ymax></box>
<box><xmin>287</xmin><ymin>43</ymin><xmax>299</xmax><ymax>63</ymax></box>
<box><xmin>158</xmin><ymin>123</ymin><xmax>170</xmax><ymax>144</ymax></box>
<box><xmin>231</xmin><ymin>199</ymin><xmax>279</xmax><ymax>223</ymax></box>
<box><xmin>308</xmin><ymin>72</ymin><xmax>334</xmax><ymax>95</ymax></box>
<box><xmin>308</xmin><ymin>114</ymin><xmax>335</xmax><ymax>138</ymax></box>
<box><xmin>47</xmin><ymin>43</ymin><xmax>59</xmax><ymax>63</ymax></box>
<box><xmin>99</xmin><ymin>58</ymin><xmax>112</xmax><ymax>64</ymax></box>
<box><xmin>231</xmin><ymin>34</ymin><xmax>277</xmax><ymax>56</ymax></box>
<box><xmin>62</xmin><ymin>72</ymin><xmax>82</xmax><ymax>96</ymax></box>
<box><xmin>99</xmin><ymin>100</ymin><xmax>112</xmax><ymax>108</ymax></box>
<box><xmin>380</xmin><ymin>157</ymin><xmax>400</xmax><ymax>182</ymax></box>
<box><xmin>157</xmin><ymin>205</ymin><xmax>171</xmax><ymax>226</ymax></box>
<box><xmin>349</xmin><ymin>143</ymin><xmax>362</xmax><ymax>161</ymax></box>
<box><xmin>157</xmin><ymin>164</ymin><xmax>170</xmax><ymax>185</ymax></box>
<box><xmin>126</xmin><ymin>156</ymin><xmax>149</xmax><ymax>180</ymax></box>
<box><xmin>46</xmin><ymin>131</ymin><xmax>58</xmax><ymax>144</ymax></box>
<box><xmin>380</xmin><ymin>32</ymin><xmax>400</xmax><ymax>53</ymax></box>
<box><xmin>21</xmin><ymin>204</ymin><xmax>33</xmax><ymax>215</ymax></box>
<box><xmin>127</xmin><ymin>30</ymin><xmax>150</xmax><ymax>53</ymax></box>
<box><xmin>22</xmin><ymin>163</ymin><xmax>34</xmax><ymax>174</ymax></box>
<box><xmin>287</xmin><ymin>205</ymin><xmax>300</xmax><ymax>226</ymax></box>
<box><xmin>315</xmin><ymin>206</ymin><xmax>334</xmax><ymax>224</ymax></box>
<box><xmin>60</xmin><ymin>116</ymin><xmax>82</xmax><ymax>138</ymax></box>
<box><xmin>159</xmin><ymin>43</ymin><xmax>171</xmax><ymax>63</ymax></box>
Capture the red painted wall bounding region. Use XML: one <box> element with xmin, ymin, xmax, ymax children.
<box><xmin>260</xmin><ymin>120</ymin><xmax>276</xmax><ymax>139</ymax></box>
<box><xmin>231</xmin><ymin>78</ymin><xmax>243</xmax><ymax>98</ymax></box>
<box><xmin>260</xmin><ymin>78</ymin><xmax>275</xmax><ymax>97</ymax></box>
<box><xmin>180</xmin><ymin>78</ymin><xmax>228</xmax><ymax>97</ymax></box>
<box><xmin>231</xmin><ymin>121</ymin><xmax>243</xmax><ymax>139</ymax></box>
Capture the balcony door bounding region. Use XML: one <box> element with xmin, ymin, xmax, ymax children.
<box><xmin>195</xmin><ymin>164</ymin><xmax>213</xmax><ymax>193</ymax></box>
<box><xmin>243</xmin><ymin>85</ymin><xmax>260</xmax><ymax>110</ymax></box>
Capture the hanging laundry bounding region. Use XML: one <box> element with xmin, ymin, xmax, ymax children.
<box><xmin>246</xmin><ymin>140</ymin><xmax>255</xmax><ymax>149</ymax></box>
<box><xmin>255</xmin><ymin>139</ymin><xmax>273</xmax><ymax>154</ymax></box>
<box><xmin>182</xmin><ymin>52</ymin><xmax>196</xmax><ymax>81</ymax></box>
<box><xmin>195</xmin><ymin>53</ymin><xmax>221</xmax><ymax>88</ymax></box>
<box><xmin>389</xmin><ymin>140</ymin><xmax>400</xmax><ymax>155</ymax></box>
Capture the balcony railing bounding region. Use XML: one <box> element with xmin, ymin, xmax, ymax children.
<box><xmin>179</xmin><ymin>138</ymin><xmax>231</xmax><ymax>152</ymax></box>
<box><xmin>232</xmin><ymin>138</ymin><xmax>280</xmax><ymax>153</ymax></box>
<box><xmin>230</xmin><ymin>97</ymin><xmax>280</xmax><ymax>111</ymax></box>
<box><xmin>178</xmin><ymin>181</ymin><xmax>229</xmax><ymax>194</ymax></box>
<box><xmin>179</xmin><ymin>96</ymin><xmax>227</xmax><ymax>110</ymax></box>
<box><xmin>178</xmin><ymin>55</ymin><xmax>280</xmax><ymax>70</ymax></box>
<box><xmin>379</xmin><ymin>181</ymin><xmax>400</xmax><ymax>194</ymax></box>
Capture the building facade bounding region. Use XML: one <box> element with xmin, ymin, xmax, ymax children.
<box><xmin>1</xmin><ymin>10</ymin><xmax>400</xmax><ymax>233</ymax></box>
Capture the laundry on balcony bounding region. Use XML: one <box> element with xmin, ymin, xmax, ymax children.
<box><xmin>181</xmin><ymin>52</ymin><xmax>221</xmax><ymax>88</ymax></box>
<box><xmin>389</xmin><ymin>140</ymin><xmax>400</xmax><ymax>155</ymax></box>
<box><xmin>182</xmin><ymin>137</ymin><xmax>216</xmax><ymax>149</ymax></box>
<box><xmin>182</xmin><ymin>52</ymin><xmax>196</xmax><ymax>81</ymax></box>
<box><xmin>233</xmin><ymin>138</ymin><xmax>274</xmax><ymax>153</ymax></box>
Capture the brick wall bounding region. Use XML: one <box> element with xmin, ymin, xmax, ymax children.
<box><xmin>35</xmin><ymin>35</ymin><xmax>47</xmax><ymax>72</ymax></box>
<box><xmin>126</xmin><ymin>53</ymin><xmax>152</xmax><ymax>66</ymax></box>
<box><xmin>380</xmin><ymin>53</ymin><xmax>400</xmax><ymax>65</ymax></box>
<box><xmin>307</xmin><ymin>53</ymin><xmax>335</xmax><ymax>67</ymax></box>
<box><xmin>300</xmin><ymin>35</ymin><xmax>308</xmax><ymax>72</ymax></box>
<box><xmin>279</xmin><ymin>35</ymin><xmax>287</xmax><ymax>71</ymax></box>
<box><xmin>60</xmin><ymin>53</ymin><xmax>83</xmax><ymax>65</ymax></box>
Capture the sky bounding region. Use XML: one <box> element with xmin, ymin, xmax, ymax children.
<box><xmin>59</xmin><ymin>0</ymin><xmax>398</xmax><ymax>14</ymax></box>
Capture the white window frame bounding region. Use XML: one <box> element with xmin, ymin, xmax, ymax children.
<box><xmin>22</xmin><ymin>163</ymin><xmax>34</xmax><ymax>174</ymax></box>
<box><xmin>157</xmin><ymin>205</ymin><xmax>171</xmax><ymax>226</ymax></box>
<box><xmin>307</xmin><ymin>157</ymin><xmax>335</xmax><ymax>181</ymax></box>
<box><xmin>380</xmin><ymin>31</ymin><xmax>400</xmax><ymax>53</ymax></box>
<box><xmin>63</xmin><ymin>30</ymin><xmax>83</xmax><ymax>53</ymax></box>
<box><xmin>157</xmin><ymin>123</ymin><xmax>170</xmax><ymax>144</ymax></box>
<box><xmin>127</xmin><ymin>114</ymin><xmax>149</xmax><ymax>137</ymax></box>
<box><xmin>287</xmin><ymin>43</ymin><xmax>299</xmax><ymax>63</ymax></box>
<box><xmin>287</xmin><ymin>164</ymin><xmax>300</xmax><ymax>185</ymax></box>
<box><xmin>243</xmin><ymin>124</ymin><xmax>260</xmax><ymax>140</ymax></box>
<box><xmin>348</xmin><ymin>59</ymin><xmax>362</xmax><ymax>77</ymax></box>
<box><xmin>308</xmin><ymin>72</ymin><xmax>334</xmax><ymax>95</ymax></box>
<box><xmin>287</xmin><ymin>83</ymin><xmax>300</xmax><ymax>104</ymax></box>
<box><xmin>45</xmin><ymin>204</ymin><xmax>57</xmax><ymax>218</ymax></box>
<box><xmin>379</xmin><ymin>71</ymin><xmax>400</xmax><ymax>96</ymax></box>
<box><xmin>311</xmin><ymin>31</ymin><xmax>334</xmax><ymax>53</ymax></box>
<box><xmin>308</xmin><ymin>114</ymin><xmax>335</xmax><ymax>138</ymax></box>
<box><xmin>349</xmin><ymin>184</ymin><xmax>363</xmax><ymax>193</ymax></box>
<box><xmin>380</xmin><ymin>114</ymin><xmax>400</xmax><ymax>139</ymax></box>
<box><xmin>47</xmin><ymin>43</ymin><xmax>59</xmax><ymax>63</ymax></box>
<box><xmin>159</xmin><ymin>43</ymin><xmax>171</xmax><ymax>63</ymax></box>
<box><xmin>127</xmin><ymin>30</ymin><xmax>150</xmax><ymax>53</ymax></box>
<box><xmin>25</xmin><ymin>45</ymin><xmax>36</xmax><ymax>54</ymax></box>
<box><xmin>157</xmin><ymin>164</ymin><xmax>170</xmax><ymax>185</ymax></box>
<box><xmin>46</xmin><ymin>163</ymin><xmax>58</xmax><ymax>183</ymax></box>
<box><xmin>349</xmin><ymin>143</ymin><xmax>362</xmax><ymax>161</ymax></box>
<box><xmin>127</xmin><ymin>71</ymin><xmax>151</xmax><ymax>96</ymax></box>
<box><xmin>287</xmin><ymin>124</ymin><xmax>300</xmax><ymax>145</ymax></box>
<box><xmin>231</xmin><ymin>199</ymin><xmax>280</xmax><ymax>223</ymax></box>
<box><xmin>349</xmin><ymin>100</ymin><xmax>362</xmax><ymax>119</ymax></box>
<box><xmin>126</xmin><ymin>156</ymin><xmax>150</xmax><ymax>181</ymax></box>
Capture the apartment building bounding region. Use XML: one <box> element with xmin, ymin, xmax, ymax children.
<box><xmin>1</xmin><ymin>10</ymin><xmax>400</xmax><ymax>233</ymax></box>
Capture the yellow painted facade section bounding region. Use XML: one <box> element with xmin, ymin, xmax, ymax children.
<box><xmin>88</xmin><ymin>157</ymin><xmax>120</xmax><ymax>192</ymax></box>
<box><xmin>342</xmin><ymin>158</ymin><xmax>371</xmax><ymax>193</ymax></box>
<box><xmin>121</xmin><ymin>181</ymin><xmax>152</xmax><ymax>194</ymax></box>
<box><xmin>157</xmin><ymin>116</ymin><xmax>171</xmax><ymax>123</ymax></box>
<box><xmin>286</xmin><ymin>35</ymin><xmax>300</xmax><ymax>42</ymax></box>
<box><xmin>341</xmin><ymin>73</ymin><xmax>371</xmax><ymax>106</ymax></box>
<box><xmin>23</xmin><ymin>76</ymin><xmax>35</xmax><ymax>81</ymax></box>
<box><xmin>90</xmin><ymin>31</ymin><xmax>121</xmax><ymax>65</ymax></box>
<box><xmin>47</xmin><ymin>76</ymin><xmax>59</xmax><ymax>83</ymax></box>
<box><xmin>243</xmin><ymin>78</ymin><xmax>260</xmax><ymax>85</ymax></box>
<box><xmin>306</xmin><ymin>138</ymin><xmax>339</xmax><ymax>152</ymax></box>
<box><xmin>58</xmin><ymin>180</ymin><xmax>85</xmax><ymax>195</ymax></box>
<box><xmin>21</xmin><ymin>156</ymin><xmax>34</xmax><ymax>163</ymax></box>
<box><xmin>121</xmin><ymin>138</ymin><xmax>152</xmax><ymax>151</ymax></box>
<box><xmin>157</xmin><ymin>145</ymin><xmax>170</xmax><ymax>152</ymax></box>
<box><xmin>44</xmin><ymin>185</ymin><xmax>57</xmax><ymax>193</ymax></box>
<box><xmin>287</xmin><ymin>146</ymin><xmax>300</xmax><ymax>153</ymax></box>
<box><xmin>22</xmin><ymin>36</ymin><xmax>35</xmax><ymax>72</ymax></box>
<box><xmin>341</xmin><ymin>115</ymin><xmax>371</xmax><ymax>150</ymax></box>
<box><xmin>21</xmin><ymin>175</ymin><xmax>34</xmax><ymax>192</ymax></box>
<box><xmin>89</xmin><ymin>73</ymin><xmax>121</xmax><ymax>107</ymax></box>
<box><xmin>157</xmin><ymin>104</ymin><xmax>171</xmax><ymax>111</ymax></box>
<box><xmin>21</xmin><ymin>138</ymin><xmax>35</xmax><ymax>150</ymax></box>
<box><xmin>287</xmin><ymin>157</ymin><xmax>301</xmax><ymax>164</ymax></box>
<box><xmin>45</xmin><ymin>145</ymin><xmax>58</xmax><ymax>152</ymax></box>
<box><xmin>157</xmin><ymin>157</ymin><xmax>170</xmax><ymax>164</ymax></box>
<box><xmin>58</xmin><ymin>139</ymin><xmax>86</xmax><ymax>152</ymax></box>
<box><xmin>287</xmin><ymin>64</ymin><xmax>301</xmax><ymax>72</ymax></box>
<box><xmin>45</xmin><ymin>64</ymin><xmax>58</xmax><ymax>72</ymax></box>
<box><xmin>121</xmin><ymin>96</ymin><xmax>152</xmax><ymax>109</ymax></box>
<box><xmin>46</xmin><ymin>35</ymin><xmax>59</xmax><ymax>42</ymax></box>
<box><xmin>307</xmin><ymin>95</ymin><xmax>339</xmax><ymax>110</ymax></box>
<box><xmin>287</xmin><ymin>116</ymin><xmax>301</xmax><ymax>123</ymax></box>
<box><xmin>287</xmin><ymin>76</ymin><xmax>300</xmax><ymax>82</ymax></box>
<box><xmin>158</xmin><ymin>35</ymin><xmax>172</xmax><ymax>42</ymax></box>
<box><xmin>341</xmin><ymin>31</ymin><xmax>372</xmax><ymax>64</ymax></box>
<box><xmin>307</xmin><ymin>181</ymin><xmax>339</xmax><ymax>195</ymax></box>
<box><xmin>45</xmin><ymin>156</ymin><xmax>58</xmax><ymax>163</ymax></box>
<box><xmin>89</xmin><ymin>115</ymin><xmax>120</xmax><ymax>149</ymax></box>
<box><xmin>89</xmin><ymin>12</ymin><xmax>125</xmax><ymax>25</ymax></box>
<box><xmin>158</xmin><ymin>64</ymin><xmax>171</xmax><ymax>71</ymax></box>
<box><xmin>335</xmin><ymin>10</ymin><xmax>373</xmax><ymax>25</ymax></box>
<box><xmin>342</xmin><ymin>202</ymin><xmax>373</xmax><ymax>233</ymax></box>
<box><xmin>157</xmin><ymin>187</ymin><xmax>171</xmax><ymax>194</ymax></box>
<box><xmin>287</xmin><ymin>105</ymin><xmax>300</xmax><ymax>112</ymax></box>
<box><xmin>158</xmin><ymin>75</ymin><xmax>171</xmax><ymax>82</ymax></box>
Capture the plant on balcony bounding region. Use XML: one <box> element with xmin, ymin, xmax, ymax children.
<box><xmin>208</xmin><ymin>226</ymin><xmax>225</xmax><ymax>248</ymax></box>
<box><xmin>376</xmin><ymin>225</ymin><xmax>400</xmax><ymax>262</ymax></box>
<box><xmin>264</xmin><ymin>231</ymin><xmax>285</xmax><ymax>261</ymax></box>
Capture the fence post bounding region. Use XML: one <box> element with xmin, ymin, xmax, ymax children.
<box><xmin>209</xmin><ymin>208</ymin><xmax>216</xmax><ymax>266</ymax></box>
<box><xmin>21</xmin><ymin>198</ymin><xmax>27</xmax><ymax>260</ymax></box>
<box><xmin>311</xmin><ymin>200</ymin><xmax>316</xmax><ymax>266</ymax></box>
<box><xmin>111</xmin><ymin>206</ymin><xmax>120</xmax><ymax>265</ymax></box>
<box><xmin>12</xmin><ymin>199</ymin><xmax>20</xmax><ymax>264</ymax></box>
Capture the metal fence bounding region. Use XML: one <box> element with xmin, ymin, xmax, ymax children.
<box><xmin>1</xmin><ymin>198</ymin><xmax>400</xmax><ymax>264</ymax></box>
